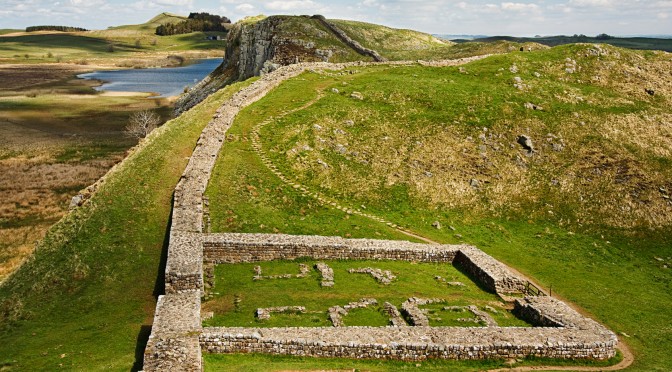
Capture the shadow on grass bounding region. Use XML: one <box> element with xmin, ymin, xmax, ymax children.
<box><xmin>131</xmin><ymin>197</ymin><xmax>173</xmax><ymax>371</ymax></box>
<box><xmin>131</xmin><ymin>325</ymin><xmax>153</xmax><ymax>372</ymax></box>
<box><xmin>451</xmin><ymin>259</ymin><xmax>497</xmax><ymax>296</ymax></box>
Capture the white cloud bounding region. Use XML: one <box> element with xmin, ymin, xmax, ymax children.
<box><xmin>569</xmin><ymin>0</ymin><xmax>613</xmax><ymax>7</ymax></box>
<box><xmin>153</xmin><ymin>0</ymin><xmax>193</xmax><ymax>5</ymax></box>
<box><xmin>266</xmin><ymin>0</ymin><xmax>318</xmax><ymax>11</ymax></box>
<box><xmin>236</xmin><ymin>3</ymin><xmax>255</xmax><ymax>12</ymax></box>
<box><xmin>501</xmin><ymin>2</ymin><xmax>540</xmax><ymax>12</ymax></box>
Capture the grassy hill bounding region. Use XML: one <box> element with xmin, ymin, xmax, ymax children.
<box><xmin>204</xmin><ymin>43</ymin><xmax>672</xmax><ymax>370</ymax></box>
<box><xmin>328</xmin><ymin>19</ymin><xmax>454</xmax><ymax>60</ymax></box>
<box><xmin>107</xmin><ymin>12</ymin><xmax>187</xmax><ymax>33</ymax></box>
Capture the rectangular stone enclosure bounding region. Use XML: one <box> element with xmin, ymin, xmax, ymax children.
<box><xmin>145</xmin><ymin>233</ymin><xmax>617</xmax><ymax>370</ymax></box>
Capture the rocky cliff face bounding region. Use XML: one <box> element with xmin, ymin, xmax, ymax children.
<box><xmin>175</xmin><ymin>15</ymin><xmax>371</xmax><ymax>115</ymax></box>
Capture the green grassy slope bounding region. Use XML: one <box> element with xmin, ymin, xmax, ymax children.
<box><xmin>328</xmin><ymin>19</ymin><xmax>548</xmax><ymax>60</ymax></box>
<box><xmin>0</xmin><ymin>80</ymin><xmax>252</xmax><ymax>370</ymax></box>
<box><xmin>328</xmin><ymin>19</ymin><xmax>455</xmax><ymax>60</ymax></box>
<box><xmin>204</xmin><ymin>44</ymin><xmax>671</xmax><ymax>370</ymax></box>
<box><xmin>108</xmin><ymin>12</ymin><xmax>187</xmax><ymax>32</ymax></box>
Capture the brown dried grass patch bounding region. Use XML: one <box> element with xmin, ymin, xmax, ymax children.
<box><xmin>599</xmin><ymin>112</ymin><xmax>672</xmax><ymax>158</ymax></box>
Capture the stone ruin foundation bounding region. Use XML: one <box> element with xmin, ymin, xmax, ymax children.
<box><xmin>145</xmin><ymin>233</ymin><xmax>618</xmax><ymax>370</ymax></box>
<box><xmin>141</xmin><ymin>61</ymin><xmax>618</xmax><ymax>371</ymax></box>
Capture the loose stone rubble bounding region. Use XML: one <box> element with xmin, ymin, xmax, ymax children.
<box><xmin>401</xmin><ymin>297</ymin><xmax>446</xmax><ymax>326</ymax></box>
<box><xmin>253</xmin><ymin>263</ymin><xmax>310</xmax><ymax>280</ymax></box>
<box><xmin>315</xmin><ymin>262</ymin><xmax>334</xmax><ymax>287</ymax></box>
<box><xmin>144</xmin><ymin>57</ymin><xmax>618</xmax><ymax>370</ymax></box>
<box><xmin>256</xmin><ymin>306</ymin><xmax>306</xmax><ymax>320</ymax></box>
<box><xmin>384</xmin><ymin>302</ymin><xmax>408</xmax><ymax>326</ymax></box>
<box><xmin>348</xmin><ymin>267</ymin><xmax>396</xmax><ymax>284</ymax></box>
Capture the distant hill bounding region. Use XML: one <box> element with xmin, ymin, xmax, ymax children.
<box><xmin>0</xmin><ymin>29</ymin><xmax>21</xmax><ymax>36</ymax></box>
<box><xmin>435</xmin><ymin>34</ymin><xmax>489</xmax><ymax>40</ymax></box>
<box><xmin>454</xmin><ymin>34</ymin><xmax>672</xmax><ymax>52</ymax></box>
<box><xmin>107</xmin><ymin>12</ymin><xmax>188</xmax><ymax>32</ymax></box>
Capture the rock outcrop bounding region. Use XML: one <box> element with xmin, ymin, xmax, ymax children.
<box><xmin>174</xmin><ymin>15</ymin><xmax>384</xmax><ymax>115</ymax></box>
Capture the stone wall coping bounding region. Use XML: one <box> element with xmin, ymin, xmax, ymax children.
<box><xmin>201</xmin><ymin>232</ymin><xmax>464</xmax><ymax>253</ymax></box>
<box><xmin>201</xmin><ymin>325</ymin><xmax>617</xmax><ymax>346</ymax></box>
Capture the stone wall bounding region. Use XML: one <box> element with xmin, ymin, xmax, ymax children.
<box><xmin>143</xmin><ymin>292</ymin><xmax>202</xmax><ymax>371</ymax></box>
<box><xmin>514</xmin><ymin>296</ymin><xmax>608</xmax><ymax>330</ymax></box>
<box><xmin>454</xmin><ymin>246</ymin><xmax>528</xmax><ymax>294</ymax></box>
<box><xmin>202</xmin><ymin>233</ymin><xmax>459</xmax><ymax>264</ymax></box>
<box><xmin>201</xmin><ymin>324</ymin><xmax>616</xmax><ymax>361</ymax></box>
<box><xmin>201</xmin><ymin>233</ymin><xmax>529</xmax><ymax>296</ymax></box>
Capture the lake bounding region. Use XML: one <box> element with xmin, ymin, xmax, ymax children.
<box><xmin>78</xmin><ymin>58</ymin><xmax>221</xmax><ymax>97</ymax></box>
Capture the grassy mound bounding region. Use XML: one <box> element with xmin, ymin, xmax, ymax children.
<box><xmin>0</xmin><ymin>80</ymin><xmax>253</xmax><ymax>370</ymax></box>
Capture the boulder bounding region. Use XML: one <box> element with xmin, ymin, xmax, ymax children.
<box><xmin>517</xmin><ymin>135</ymin><xmax>535</xmax><ymax>153</ymax></box>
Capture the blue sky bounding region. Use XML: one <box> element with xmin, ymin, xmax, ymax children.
<box><xmin>1</xmin><ymin>0</ymin><xmax>671</xmax><ymax>36</ymax></box>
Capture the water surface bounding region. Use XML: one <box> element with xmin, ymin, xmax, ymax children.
<box><xmin>78</xmin><ymin>58</ymin><xmax>221</xmax><ymax>97</ymax></box>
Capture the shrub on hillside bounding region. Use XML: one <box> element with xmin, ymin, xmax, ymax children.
<box><xmin>155</xmin><ymin>12</ymin><xmax>230</xmax><ymax>36</ymax></box>
<box><xmin>26</xmin><ymin>25</ymin><xmax>88</xmax><ymax>32</ymax></box>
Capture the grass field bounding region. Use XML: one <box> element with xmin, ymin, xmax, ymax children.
<box><xmin>468</xmin><ymin>35</ymin><xmax>672</xmax><ymax>52</ymax></box>
<box><xmin>203</xmin><ymin>259</ymin><xmax>529</xmax><ymax>328</ymax></box>
<box><xmin>203</xmin><ymin>45</ymin><xmax>672</xmax><ymax>370</ymax></box>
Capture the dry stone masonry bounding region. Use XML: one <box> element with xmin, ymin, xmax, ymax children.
<box><xmin>144</xmin><ymin>57</ymin><xmax>618</xmax><ymax>370</ymax></box>
<box><xmin>328</xmin><ymin>298</ymin><xmax>378</xmax><ymax>327</ymax></box>
<box><xmin>401</xmin><ymin>297</ymin><xmax>446</xmax><ymax>326</ymax></box>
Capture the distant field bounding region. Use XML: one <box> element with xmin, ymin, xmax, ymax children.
<box><xmin>0</xmin><ymin>63</ymin><xmax>173</xmax><ymax>283</ymax></box>
<box><xmin>0</xmin><ymin>31</ymin><xmax>224</xmax><ymax>65</ymax></box>
<box><xmin>0</xmin><ymin>12</ymin><xmax>227</xmax><ymax>282</ymax></box>
<box><xmin>0</xmin><ymin>12</ymin><xmax>225</xmax><ymax>66</ymax></box>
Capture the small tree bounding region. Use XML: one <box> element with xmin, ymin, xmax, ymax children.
<box><xmin>125</xmin><ymin>110</ymin><xmax>161</xmax><ymax>139</ymax></box>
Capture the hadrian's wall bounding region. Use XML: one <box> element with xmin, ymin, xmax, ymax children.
<box><xmin>144</xmin><ymin>56</ymin><xmax>617</xmax><ymax>371</ymax></box>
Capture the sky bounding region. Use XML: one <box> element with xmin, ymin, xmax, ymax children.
<box><xmin>1</xmin><ymin>0</ymin><xmax>671</xmax><ymax>37</ymax></box>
